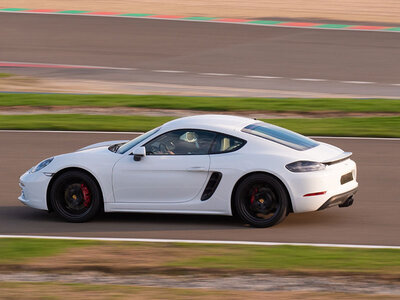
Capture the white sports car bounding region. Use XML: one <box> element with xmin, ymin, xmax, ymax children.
<box><xmin>19</xmin><ymin>115</ymin><xmax>358</xmax><ymax>227</ymax></box>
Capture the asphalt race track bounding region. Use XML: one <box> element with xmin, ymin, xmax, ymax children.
<box><xmin>1</xmin><ymin>13</ymin><xmax>400</xmax><ymax>97</ymax></box>
<box><xmin>0</xmin><ymin>13</ymin><xmax>400</xmax><ymax>245</ymax></box>
<box><xmin>0</xmin><ymin>131</ymin><xmax>399</xmax><ymax>246</ymax></box>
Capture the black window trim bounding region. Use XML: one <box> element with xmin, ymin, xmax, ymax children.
<box><xmin>143</xmin><ymin>128</ymin><xmax>247</xmax><ymax>156</ymax></box>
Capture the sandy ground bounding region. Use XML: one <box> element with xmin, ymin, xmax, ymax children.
<box><xmin>0</xmin><ymin>272</ymin><xmax>399</xmax><ymax>296</ymax></box>
<box><xmin>1</xmin><ymin>282</ymin><xmax>398</xmax><ymax>300</ymax></box>
<box><xmin>0</xmin><ymin>75</ymin><xmax>384</xmax><ymax>98</ymax></box>
<box><xmin>1</xmin><ymin>0</ymin><xmax>400</xmax><ymax>24</ymax></box>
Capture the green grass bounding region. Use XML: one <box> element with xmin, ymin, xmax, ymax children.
<box><xmin>0</xmin><ymin>238</ymin><xmax>399</xmax><ymax>275</ymax></box>
<box><xmin>0</xmin><ymin>114</ymin><xmax>399</xmax><ymax>137</ymax></box>
<box><xmin>0</xmin><ymin>73</ymin><xmax>13</xmax><ymax>78</ymax></box>
<box><xmin>1</xmin><ymin>93</ymin><xmax>400</xmax><ymax>112</ymax></box>
<box><xmin>168</xmin><ymin>244</ymin><xmax>400</xmax><ymax>274</ymax></box>
<box><xmin>0</xmin><ymin>238</ymin><xmax>97</xmax><ymax>263</ymax></box>
<box><xmin>0</xmin><ymin>114</ymin><xmax>174</xmax><ymax>132</ymax></box>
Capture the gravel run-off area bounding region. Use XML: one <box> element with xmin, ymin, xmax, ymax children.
<box><xmin>0</xmin><ymin>272</ymin><xmax>399</xmax><ymax>296</ymax></box>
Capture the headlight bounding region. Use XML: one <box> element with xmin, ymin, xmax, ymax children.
<box><xmin>286</xmin><ymin>161</ymin><xmax>325</xmax><ymax>172</ymax></box>
<box><xmin>30</xmin><ymin>158</ymin><xmax>54</xmax><ymax>173</ymax></box>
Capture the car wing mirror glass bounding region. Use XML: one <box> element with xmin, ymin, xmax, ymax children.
<box><xmin>132</xmin><ymin>146</ymin><xmax>146</xmax><ymax>161</ymax></box>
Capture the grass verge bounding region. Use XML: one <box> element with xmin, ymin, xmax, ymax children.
<box><xmin>0</xmin><ymin>238</ymin><xmax>399</xmax><ymax>276</ymax></box>
<box><xmin>0</xmin><ymin>114</ymin><xmax>399</xmax><ymax>137</ymax></box>
<box><xmin>0</xmin><ymin>114</ymin><xmax>174</xmax><ymax>132</ymax></box>
<box><xmin>0</xmin><ymin>73</ymin><xmax>13</xmax><ymax>78</ymax></box>
<box><xmin>1</xmin><ymin>93</ymin><xmax>400</xmax><ymax>113</ymax></box>
<box><xmin>0</xmin><ymin>238</ymin><xmax>97</xmax><ymax>263</ymax></box>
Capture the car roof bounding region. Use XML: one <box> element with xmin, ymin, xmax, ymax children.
<box><xmin>161</xmin><ymin>115</ymin><xmax>256</xmax><ymax>133</ymax></box>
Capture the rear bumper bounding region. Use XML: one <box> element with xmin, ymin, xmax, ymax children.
<box><xmin>287</xmin><ymin>158</ymin><xmax>358</xmax><ymax>213</ymax></box>
<box><xmin>318</xmin><ymin>187</ymin><xmax>358</xmax><ymax>210</ymax></box>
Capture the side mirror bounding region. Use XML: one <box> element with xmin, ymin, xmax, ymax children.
<box><xmin>132</xmin><ymin>146</ymin><xmax>146</xmax><ymax>161</ymax></box>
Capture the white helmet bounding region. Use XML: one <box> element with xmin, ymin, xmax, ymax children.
<box><xmin>180</xmin><ymin>131</ymin><xmax>198</xmax><ymax>143</ymax></box>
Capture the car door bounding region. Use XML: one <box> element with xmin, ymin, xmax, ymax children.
<box><xmin>112</xmin><ymin>129</ymin><xmax>217</xmax><ymax>203</ymax></box>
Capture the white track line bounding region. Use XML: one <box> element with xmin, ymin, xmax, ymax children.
<box><xmin>0</xmin><ymin>60</ymin><xmax>135</xmax><ymax>71</ymax></box>
<box><xmin>312</xmin><ymin>136</ymin><xmax>400</xmax><ymax>141</ymax></box>
<box><xmin>341</xmin><ymin>81</ymin><xmax>374</xmax><ymax>85</ymax></box>
<box><xmin>244</xmin><ymin>75</ymin><xmax>282</xmax><ymax>79</ymax></box>
<box><xmin>1</xmin><ymin>130</ymin><xmax>399</xmax><ymax>141</ymax></box>
<box><xmin>0</xmin><ymin>130</ymin><xmax>142</xmax><ymax>134</ymax></box>
<box><xmin>1</xmin><ymin>11</ymin><xmax>399</xmax><ymax>34</ymax></box>
<box><xmin>2</xmin><ymin>60</ymin><xmax>400</xmax><ymax>86</ymax></box>
<box><xmin>292</xmin><ymin>78</ymin><xmax>327</xmax><ymax>82</ymax></box>
<box><xmin>0</xmin><ymin>235</ymin><xmax>399</xmax><ymax>249</ymax></box>
<box><xmin>152</xmin><ymin>70</ymin><xmax>186</xmax><ymax>73</ymax></box>
<box><xmin>199</xmin><ymin>72</ymin><xmax>233</xmax><ymax>76</ymax></box>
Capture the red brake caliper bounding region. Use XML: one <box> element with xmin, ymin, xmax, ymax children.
<box><xmin>250</xmin><ymin>188</ymin><xmax>258</xmax><ymax>204</ymax></box>
<box><xmin>81</xmin><ymin>184</ymin><xmax>91</xmax><ymax>207</ymax></box>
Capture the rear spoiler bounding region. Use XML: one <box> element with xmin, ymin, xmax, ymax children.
<box><xmin>321</xmin><ymin>152</ymin><xmax>352</xmax><ymax>165</ymax></box>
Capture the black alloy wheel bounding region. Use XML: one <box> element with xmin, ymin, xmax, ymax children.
<box><xmin>50</xmin><ymin>171</ymin><xmax>102</xmax><ymax>222</ymax></box>
<box><xmin>234</xmin><ymin>174</ymin><xmax>289</xmax><ymax>227</ymax></box>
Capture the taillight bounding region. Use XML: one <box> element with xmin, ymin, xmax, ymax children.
<box><xmin>286</xmin><ymin>161</ymin><xmax>325</xmax><ymax>172</ymax></box>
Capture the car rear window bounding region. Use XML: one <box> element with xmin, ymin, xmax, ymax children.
<box><xmin>242</xmin><ymin>122</ymin><xmax>319</xmax><ymax>151</ymax></box>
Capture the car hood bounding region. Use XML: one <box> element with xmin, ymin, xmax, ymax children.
<box><xmin>48</xmin><ymin>141</ymin><xmax>124</xmax><ymax>175</ymax></box>
<box><xmin>77</xmin><ymin>140</ymin><xmax>129</xmax><ymax>151</ymax></box>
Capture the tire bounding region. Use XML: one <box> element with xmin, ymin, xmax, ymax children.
<box><xmin>234</xmin><ymin>174</ymin><xmax>289</xmax><ymax>228</ymax></box>
<box><xmin>49</xmin><ymin>170</ymin><xmax>102</xmax><ymax>222</ymax></box>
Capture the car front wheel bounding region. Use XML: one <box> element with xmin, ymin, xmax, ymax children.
<box><xmin>49</xmin><ymin>170</ymin><xmax>102</xmax><ymax>222</ymax></box>
<box><xmin>234</xmin><ymin>174</ymin><xmax>289</xmax><ymax>228</ymax></box>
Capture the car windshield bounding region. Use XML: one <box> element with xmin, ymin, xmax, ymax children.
<box><xmin>242</xmin><ymin>122</ymin><xmax>319</xmax><ymax>151</ymax></box>
<box><xmin>117</xmin><ymin>127</ymin><xmax>161</xmax><ymax>154</ymax></box>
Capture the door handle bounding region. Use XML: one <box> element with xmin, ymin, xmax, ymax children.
<box><xmin>187</xmin><ymin>166</ymin><xmax>206</xmax><ymax>171</ymax></box>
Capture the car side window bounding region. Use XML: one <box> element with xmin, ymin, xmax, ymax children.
<box><xmin>210</xmin><ymin>134</ymin><xmax>246</xmax><ymax>154</ymax></box>
<box><xmin>145</xmin><ymin>129</ymin><xmax>217</xmax><ymax>155</ymax></box>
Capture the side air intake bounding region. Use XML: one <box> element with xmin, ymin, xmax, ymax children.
<box><xmin>201</xmin><ymin>172</ymin><xmax>222</xmax><ymax>201</ymax></box>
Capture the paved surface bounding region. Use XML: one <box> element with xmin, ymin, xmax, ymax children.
<box><xmin>1</xmin><ymin>13</ymin><xmax>400</xmax><ymax>97</ymax></box>
<box><xmin>1</xmin><ymin>131</ymin><xmax>399</xmax><ymax>246</ymax></box>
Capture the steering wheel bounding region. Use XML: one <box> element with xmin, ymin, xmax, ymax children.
<box><xmin>159</xmin><ymin>141</ymin><xmax>175</xmax><ymax>154</ymax></box>
<box><xmin>149</xmin><ymin>145</ymin><xmax>159</xmax><ymax>154</ymax></box>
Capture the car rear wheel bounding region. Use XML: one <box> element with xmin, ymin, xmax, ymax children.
<box><xmin>49</xmin><ymin>171</ymin><xmax>102</xmax><ymax>222</ymax></box>
<box><xmin>234</xmin><ymin>174</ymin><xmax>289</xmax><ymax>228</ymax></box>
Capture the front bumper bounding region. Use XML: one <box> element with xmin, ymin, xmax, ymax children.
<box><xmin>318</xmin><ymin>187</ymin><xmax>358</xmax><ymax>210</ymax></box>
<box><xmin>19</xmin><ymin>171</ymin><xmax>52</xmax><ymax>210</ymax></box>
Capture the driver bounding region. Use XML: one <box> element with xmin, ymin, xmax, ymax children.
<box><xmin>180</xmin><ymin>131</ymin><xmax>199</xmax><ymax>147</ymax></box>
<box><xmin>172</xmin><ymin>131</ymin><xmax>199</xmax><ymax>155</ymax></box>
<box><xmin>149</xmin><ymin>131</ymin><xmax>200</xmax><ymax>155</ymax></box>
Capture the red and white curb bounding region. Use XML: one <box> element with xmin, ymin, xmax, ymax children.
<box><xmin>1</xmin><ymin>8</ymin><xmax>400</xmax><ymax>33</ymax></box>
